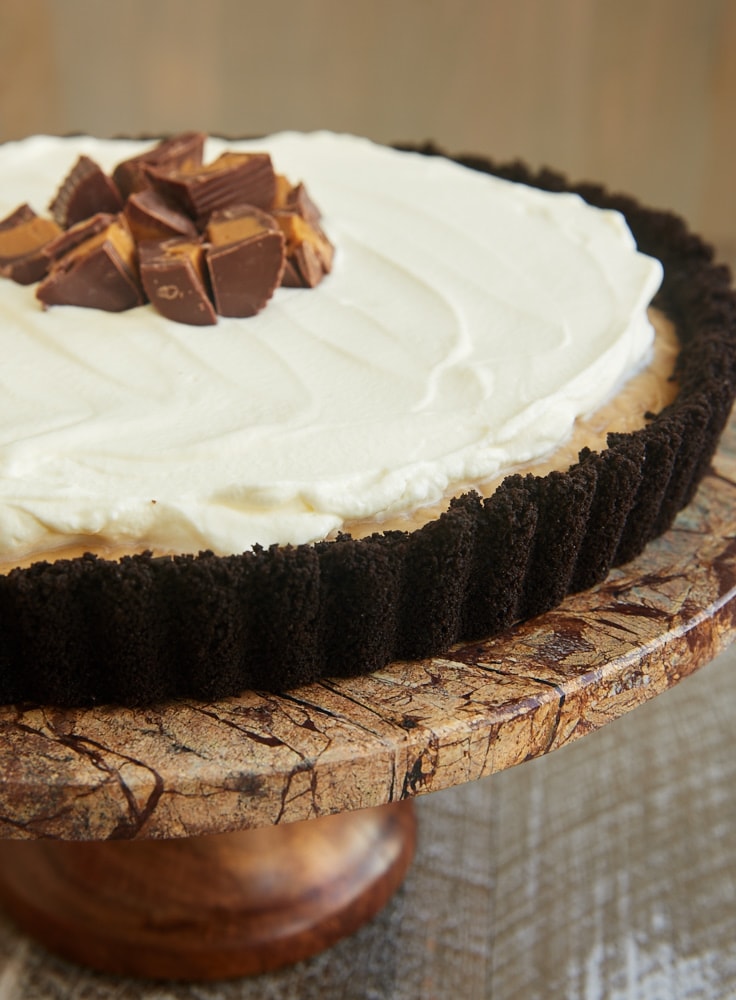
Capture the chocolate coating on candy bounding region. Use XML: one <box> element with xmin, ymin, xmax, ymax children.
<box><xmin>147</xmin><ymin>152</ymin><xmax>277</xmax><ymax>221</ymax></box>
<box><xmin>274</xmin><ymin>176</ymin><xmax>322</xmax><ymax>224</ymax></box>
<box><xmin>272</xmin><ymin>177</ymin><xmax>333</xmax><ymax>286</ymax></box>
<box><xmin>205</xmin><ymin>205</ymin><xmax>286</xmax><ymax>317</ymax></box>
<box><xmin>274</xmin><ymin>210</ymin><xmax>334</xmax><ymax>288</ymax></box>
<box><xmin>0</xmin><ymin>134</ymin><xmax>334</xmax><ymax>325</ymax></box>
<box><xmin>0</xmin><ymin>204</ymin><xmax>61</xmax><ymax>284</ymax></box>
<box><xmin>112</xmin><ymin>131</ymin><xmax>206</xmax><ymax>200</ymax></box>
<box><xmin>37</xmin><ymin>216</ymin><xmax>144</xmax><ymax>312</ymax></box>
<box><xmin>206</xmin><ymin>233</ymin><xmax>285</xmax><ymax>317</ymax></box>
<box><xmin>49</xmin><ymin>156</ymin><xmax>123</xmax><ymax>228</ymax></box>
<box><xmin>37</xmin><ymin>243</ymin><xmax>142</xmax><ymax>311</ymax></box>
<box><xmin>125</xmin><ymin>189</ymin><xmax>199</xmax><ymax>244</ymax></box>
<box><xmin>42</xmin><ymin>213</ymin><xmax>116</xmax><ymax>267</ymax></box>
<box><xmin>140</xmin><ymin>238</ymin><xmax>217</xmax><ymax>326</ymax></box>
<box><xmin>0</xmin><ymin>203</ymin><xmax>35</xmax><ymax>234</ymax></box>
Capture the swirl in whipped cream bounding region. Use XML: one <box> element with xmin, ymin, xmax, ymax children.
<box><xmin>0</xmin><ymin>132</ymin><xmax>663</xmax><ymax>561</ymax></box>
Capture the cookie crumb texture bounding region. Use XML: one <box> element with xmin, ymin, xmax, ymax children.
<box><xmin>1</xmin><ymin>155</ymin><xmax>734</xmax><ymax>706</ymax></box>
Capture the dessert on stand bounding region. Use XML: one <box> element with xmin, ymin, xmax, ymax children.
<box><xmin>0</xmin><ymin>132</ymin><xmax>733</xmax><ymax>979</ymax></box>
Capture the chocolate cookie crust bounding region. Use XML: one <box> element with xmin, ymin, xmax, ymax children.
<box><xmin>1</xmin><ymin>149</ymin><xmax>735</xmax><ymax>706</ymax></box>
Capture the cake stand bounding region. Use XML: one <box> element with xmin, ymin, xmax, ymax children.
<box><xmin>0</xmin><ymin>426</ymin><xmax>734</xmax><ymax>982</ymax></box>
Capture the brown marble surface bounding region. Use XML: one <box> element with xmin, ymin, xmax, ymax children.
<box><xmin>0</xmin><ymin>416</ymin><xmax>733</xmax><ymax>843</ymax></box>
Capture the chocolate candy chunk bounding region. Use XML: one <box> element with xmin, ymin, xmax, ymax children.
<box><xmin>49</xmin><ymin>156</ymin><xmax>123</xmax><ymax>228</ymax></box>
<box><xmin>0</xmin><ymin>203</ymin><xmax>62</xmax><ymax>284</ymax></box>
<box><xmin>37</xmin><ymin>216</ymin><xmax>144</xmax><ymax>312</ymax></box>
<box><xmin>112</xmin><ymin>132</ymin><xmax>206</xmax><ymax>200</ymax></box>
<box><xmin>125</xmin><ymin>188</ymin><xmax>198</xmax><ymax>244</ymax></box>
<box><xmin>0</xmin><ymin>203</ymin><xmax>36</xmax><ymax>234</ymax></box>
<box><xmin>205</xmin><ymin>205</ymin><xmax>285</xmax><ymax>317</ymax></box>
<box><xmin>3</xmin><ymin>133</ymin><xmax>334</xmax><ymax>327</ymax></box>
<box><xmin>42</xmin><ymin>212</ymin><xmax>117</xmax><ymax>267</ymax></box>
<box><xmin>140</xmin><ymin>238</ymin><xmax>217</xmax><ymax>326</ymax></box>
<box><xmin>148</xmin><ymin>152</ymin><xmax>276</xmax><ymax>221</ymax></box>
<box><xmin>273</xmin><ymin>176</ymin><xmax>322</xmax><ymax>224</ymax></box>
<box><xmin>273</xmin><ymin>210</ymin><xmax>334</xmax><ymax>288</ymax></box>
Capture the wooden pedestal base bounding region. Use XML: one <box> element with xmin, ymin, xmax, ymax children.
<box><xmin>0</xmin><ymin>801</ymin><xmax>416</xmax><ymax>981</ymax></box>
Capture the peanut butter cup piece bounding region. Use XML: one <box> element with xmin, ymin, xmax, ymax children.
<box><xmin>49</xmin><ymin>155</ymin><xmax>123</xmax><ymax>228</ymax></box>
<box><xmin>0</xmin><ymin>203</ymin><xmax>35</xmax><ymax>231</ymax></box>
<box><xmin>140</xmin><ymin>238</ymin><xmax>217</xmax><ymax>326</ymax></box>
<box><xmin>274</xmin><ymin>210</ymin><xmax>334</xmax><ymax>287</ymax></box>
<box><xmin>148</xmin><ymin>152</ymin><xmax>277</xmax><ymax>221</ymax></box>
<box><xmin>112</xmin><ymin>131</ymin><xmax>206</xmax><ymax>199</ymax></box>
<box><xmin>205</xmin><ymin>204</ymin><xmax>285</xmax><ymax>317</ymax></box>
<box><xmin>37</xmin><ymin>215</ymin><xmax>144</xmax><ymax>312</ymax></box>
<box><xmin>125</xmin><ymin>188</ymin><xmax>199</xmax><ymax>244</ymax></box>
<box><xmin>0</xmin><ymin>204</ymin><xmax>62</xmax><ymax>284</ymax></box>
<box><xmin>42</xmin><ymin>212</ymin><xmax>116</xmax><ymax>266</ymax></box>
<box><xmin>273</xmin><ymin>176</ymin><xmax>322</xmax><ymax>224</ymax></box>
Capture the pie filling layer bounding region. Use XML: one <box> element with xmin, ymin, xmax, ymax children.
<box><xmin>0</xmin><ymin>132</ymin><xmax>662</xmax><ymax>567</ymax></box>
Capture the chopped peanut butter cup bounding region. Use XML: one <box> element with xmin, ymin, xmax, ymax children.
<box><xmin>0</xmin><ymin>133</ymin><xmax>334</xmax><ymax>326</ymax></box>
<box><xmin>147</xmin><ymin>152</ymin><xmax>277</xmax><ymax>221</ymax></box>
<box><xmin>0</xmin><ymin>204</ymin><xmax>61</xmax><ymax>284</ymax></box>
<box><xmin>49</xmin><ymin>155</ymin><xmax>123</xmax><ymax>228</ymax></box>
<box><xmin>273</xmin><ymin>175</ymin><xmax>322</xmax><ymax>224</ymax></box>
<box><xmin>42</xmin><ymin>212</ymin><xmax>116</xmax><ymax>266</ymax></box>
<box><xmin>205</xmin><ymin>204</ymin><xmax>285</xmax><ymax>317</ymax></box>
<box><xmin>274</xmin><ymin>210</ymin><xmax>334</xmax><ymax>287</ymax></box>
<box><xmin>112</xmin><ymin>131</ymin><xmax>206</xmax><ymax>200</ymax></box>
<box><xmin>140</xmin><ymin>238</ymin><xmax>217</xmax><ymax>326</ymax></box>
<box><xmin>125</xmin><ymin>188</ymin><xmax>199</xmax><ymax>244</ymax></box>
<box><xmin>37</xmin><ymin>214</ymin><xmax>144</xmax><ymax>312</ymax></box>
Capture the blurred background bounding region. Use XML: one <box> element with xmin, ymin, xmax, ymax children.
<box><xmin>1</xmin><ymin>0</ymin><xmax>734</xmax><ymax>263</ymax></box>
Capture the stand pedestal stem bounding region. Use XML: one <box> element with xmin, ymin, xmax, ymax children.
<box><xmin>0</xmin><ymin>800</ymin><xmax>416</xmax><ymax>981</ymax></box>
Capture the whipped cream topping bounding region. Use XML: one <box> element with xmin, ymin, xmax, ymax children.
<box><xmin>0</xmin><ymin>132</ymin><xmax>663</xmax><ymax>562</ymax></box>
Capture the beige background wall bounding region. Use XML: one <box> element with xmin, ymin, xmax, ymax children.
<box><xmin>1</xmin><ymin>0</ymin><xmax>734</xmax><ymax>259</ymax></box>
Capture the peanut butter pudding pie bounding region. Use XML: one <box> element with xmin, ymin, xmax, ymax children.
<box><xmin>0</xmin><ymin>132</ymin><xmax>733</xmax><ymax>705</ymax></box>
